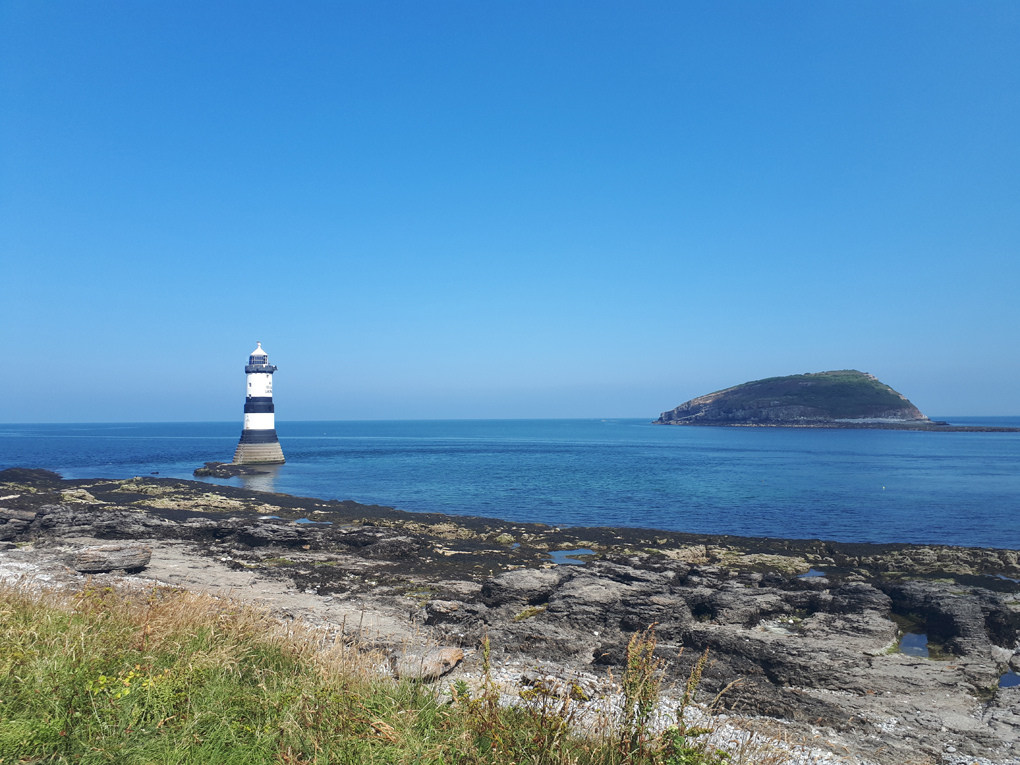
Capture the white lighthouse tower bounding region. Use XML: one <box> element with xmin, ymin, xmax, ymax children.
<box><xmin>232</xmin><ymin>342</ymin><xmax>285</xmax><ymax>465</ymax></box>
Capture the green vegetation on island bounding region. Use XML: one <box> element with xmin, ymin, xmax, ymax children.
<box><xmin>656</xmin><ymin>369</ymin><xmax>931</xmax><ymax>426</ymax></box>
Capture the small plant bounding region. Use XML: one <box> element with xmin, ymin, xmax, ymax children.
<box><xmin>659</xmin><ymin>649</ymin><xmax>735</xmax><ymax>765</ymax></box>
<box><xmin>662</xmin><ymin>726</ymin><xmax>730</xmax><ymax>765</ymax></box>
<box><xmin>619</xmin><ymin>624</ymin><xmax>663</xmax><ymax>756</ymax></box>
<box><xmin>450</xmin><ymin>678</ymin><xmax>471</xmax><ymax>704</ymax></box>
<box><xmin>514</xmin><ymin>605</ymin><xmax>547</xmax><ymax>621</ymax></box>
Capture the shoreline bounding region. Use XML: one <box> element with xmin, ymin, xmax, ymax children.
<box><xmin>3</xmin><ymin>467</ymin><xmax>1020</xmax><ymax>764</ymax></box>
<box><xmin>4</xmin><ymin>465</ymin><xmax>1020</xmax><ymax>581</ymax></box>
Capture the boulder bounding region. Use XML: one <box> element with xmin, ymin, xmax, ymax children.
<box><xmin>0</xmin><ymin>508</ymin><xmax>38</xmax><ymax>522</ymax></box>
<box><xmin>364</xmin><ymin>536</ymin><xmax>421</xmax><ymax>559</ymax></box>
<box><xmin>481</xmin><ymin>568</ymin><xmax>566</xmax><ymax>607</ymax></box>
<box><xmin>830</xmin><ymin>582</ymin><xmax>892</xmax><ymax>613</ymax></box>
<box><xmin>393</xmin><ymin>647</ymin><xmax>464</xmax><ymax>681</ymax></box>
<box><xmin>36</xmin><ymin>505</ymin><xmax>171</xmax><ymax>539</ymax></box>
<box><xmin>0</xmin><ymin>520</ymin><xmax>29</xmax><ymax>540</ymax></box>
<box><xmin>545</xmin><ymin>574</ymin><xmax>627</xmax><ymax>628</ymax></box>
<box><xmin>71</xmin><ymin>544</ymin><xmax>152</xmax><ymax>573</ymax></box>
<box><xmin>235</xmin><ymin>523</ymin><xmax>311</xmax><ymax>547</ymax></box>
<box><xmin>424</xmin><ymin>599</ymin><xmax>463</xmax><ymax>624</ymax></box>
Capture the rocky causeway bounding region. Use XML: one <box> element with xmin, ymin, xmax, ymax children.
<box><xmin>2</xmin><ymin>466</ymin><xmax>1019</xmax><ymax>764</ymax></box>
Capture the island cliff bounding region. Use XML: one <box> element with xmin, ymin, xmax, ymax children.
<box><xmin>656</xmin><ymin>370</ymin><xmax>931</xmax><ymax>426</ymax></box>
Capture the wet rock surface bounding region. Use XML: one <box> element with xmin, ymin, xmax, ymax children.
<box><xmin>193</xmin><ymin>462</ymin><xmax>269</xmax><ymax>478</ymax></box>
<box><xmin>2</xmin><ymin>467</ymin><xmax>1019</xmax><ymax>764</ymax></box>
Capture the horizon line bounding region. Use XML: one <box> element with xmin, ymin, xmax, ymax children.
<box><xmin>3</xmin><ymin>415</ymin><xmax>1018</xmax><ymax>426</ymax></box>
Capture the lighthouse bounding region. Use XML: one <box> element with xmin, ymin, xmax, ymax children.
<box><xmin>232</xmin><ymin>342</ymin><xmax>285</xmax><ymax>465</ymax></box>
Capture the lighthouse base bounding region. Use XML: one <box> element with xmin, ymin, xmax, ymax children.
<box><xmin>232</xmin><ymin>429</ymin><xmax>285</xmax><ymax>465</ymax></box>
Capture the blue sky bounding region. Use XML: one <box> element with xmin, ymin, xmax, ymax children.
<box><xmin>2</xmin><ymin>1</ymin><xmax>1018</xmax><ymax>422</ymax></box>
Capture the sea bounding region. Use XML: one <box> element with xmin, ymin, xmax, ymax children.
<box><xmin>1</xmin><ymin>418</ymin><xmax>1018</xmax><ymax>549</ymax></box>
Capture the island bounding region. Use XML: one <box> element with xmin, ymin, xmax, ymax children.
<box><xmin>655</xmin><ymin>369</ymin><xmax>1020</xmax><ymax>431</ymax></box>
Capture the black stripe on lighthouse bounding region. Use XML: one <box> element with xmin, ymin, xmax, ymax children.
<box><xmin>244</xmin><ymin>398</ymin><xmax>275</xmax><ymax>414</ymax></box>
<box><xmin>238</xmin><ymin>429</ymin><xmax>280</xmax><ymax>444</ymax></box>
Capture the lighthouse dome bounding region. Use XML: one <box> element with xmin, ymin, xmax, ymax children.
<box><xmin>245</xmin><ymin>342</ymin><xmax>277</xmax><ymax>373</ymax></box>
<box><xmin>249</xmin><ymin>343</ymin><xmax>268</xmax><ymax>365</ymax></box>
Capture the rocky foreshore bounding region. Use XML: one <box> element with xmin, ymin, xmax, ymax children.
<box><xmin>1</xmin><ymin>466</ymin><xmax>1019</xmax><ymax>764</ymax></box>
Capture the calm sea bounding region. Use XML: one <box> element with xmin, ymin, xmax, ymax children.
<box><xmin>1</xmin><ymin>418</ymin><xmax>1018</xmax><ymax>549</ymax></box>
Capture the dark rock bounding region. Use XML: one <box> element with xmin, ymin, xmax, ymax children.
<box><xmin>495</xmin><ymin>619</ymin><xmax>595</xmax><ymax>661</ymax></box>
<box><xmin>37</xmin><ymin>505</ymin><xmax>104</xmax><ymax>535</ymax></box>
<box><xmin>883</xmin><ymin>580</ymin><xmax>996</xmax><ymax>658</ymax></box>
<box><xmin>234</xmin><ymin>523</ymin><xmax>311</xmax><ymax>547</ymax></box>
<box><xmin>423</xmin><ymin>599</ymin><xmax>464</xmax><ymax>624</ymax></box>
<box><xmin>336</xmin><ymin>528</ymin><xmax>393</xmax><ymax>548</ymax></box>
<box><xmin>830</xmin><ymin>582</ymin><xmax>891</xmax><ymax>612</ymax></box>
<box><xmin>193</xmin><ymin>462</ymin><xmax>268</xmax><ymax>478</ymax></box>
<box><xmin>93</xmin><ymin>513</ymin><xmax>171</xmax><ymax>539</ymax></box>
<box><xmin>423</xmin><ymin>599</ymin><xmax>489</xmax><ymax>631</ymax></box>
<box><xmin>364</xmin><ymin>536</ymin><xmax>421</xmax><ymax>559</ymax></box>
<box><xmin>0</xmin><ymin>519</ymin><xmax>30</xmax><ymax>540</ymax></box>
<box><xmin>0</xmin><ymin>467</ymin><xmax>62</xmax><ymax>484</ymax></box>
<box><xmin>721</xmin><ymin>677</ymin><xmax>858</xmax><ymax>729</ymax></box>
<box><xmin>32</xmin><ymin>504</ymin><xmax>173</xmax><ymax>540</ymax></box>
<box><xmin>0</xmin><ymin>508</ymin><xmax>38</xmax><ymax>522</ymax></box>
<box><xmin>481</xmin><ymin>568</ymin><xmax>566</xmax><ymax>607</ymax></box>
<box><xmin>545</xmin><ymin>574</ymin><xmax>628</xmax><ymax>629</ymax></box>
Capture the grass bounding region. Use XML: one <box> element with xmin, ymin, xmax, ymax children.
<box><xmin>0</xmin><ymin>583</ymin><xmax>787</xmax><ymax>765</ymax></box>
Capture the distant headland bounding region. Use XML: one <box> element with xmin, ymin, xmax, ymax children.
<box><xmin>655</xmin><ymin>370</ymin><xmax>1020</xmax><ymax>431</ymax></box>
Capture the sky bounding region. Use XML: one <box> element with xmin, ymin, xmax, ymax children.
<box><xmin>1</xmin><ymin>1</ymin><xmax>1018</xmax><ymax>422</ymax></box>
